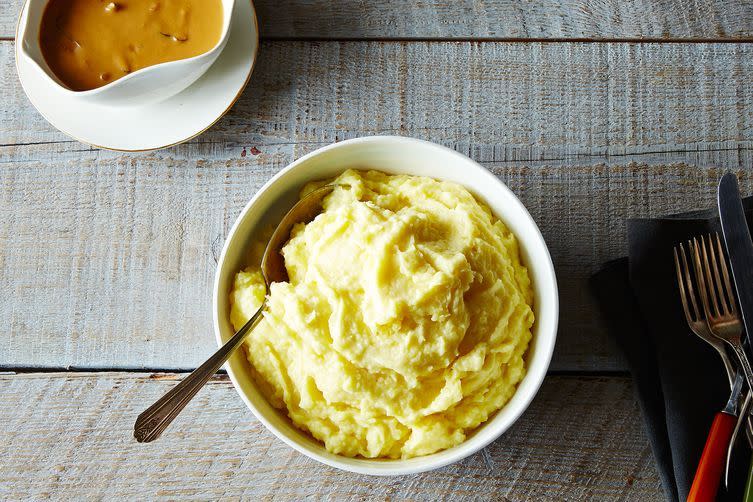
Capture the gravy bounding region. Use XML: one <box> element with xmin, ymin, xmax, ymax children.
<box><xmin>40</xmin><ymin>0</ymin><xmax>223</xmax><ymax>91</ymax></box>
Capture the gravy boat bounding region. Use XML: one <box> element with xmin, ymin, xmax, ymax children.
<box><xmin>18</xmin><ymin>0</ymin><xmax>235</xmax><ymax>106</ymax></box>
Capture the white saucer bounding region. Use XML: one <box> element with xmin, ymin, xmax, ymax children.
<box><xmin>15</xmin><ymin>0</ymin><xmax>259</xmax><ymax>151</ymax></box>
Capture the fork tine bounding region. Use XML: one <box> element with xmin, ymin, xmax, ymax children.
<box><xmin>699</xmin><ymin>236</ymin><xmax>722</xmax><ymax>317</ymax></box>
<box><xmin>681</xmin><ymin>242</ymin><xmax>702</xmax><ymax>321</ymax></box>
<box><xmin>716</xmin><ymin>232</ymin><xmax>739</xmax><ymax>315</ymax></box>
<box><xmin>674</xmin><ymin>246</ymin><xmax>696</xmax><ymax>324</ymax></box>
<box><xmin>706</xmin><ymin>234</ymin><xmax>730</xmax><ymax>315</ymax></box>
<box><xmin>691</xmin><ymin>237</ymin><xmax>714</xmax><ymax>319</ymax></box>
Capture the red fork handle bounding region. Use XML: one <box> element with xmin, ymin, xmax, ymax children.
<box><xmin>688</xmin><ymin>412</ymin><xmax>737</xmax><ymax>502</ymax></box>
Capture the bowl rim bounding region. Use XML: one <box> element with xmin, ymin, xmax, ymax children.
<box><xmin>18</xmin><ymin>0</ymin><xmax>236</xmax><ymax>96</ymax></box>
<box><xmin>213</xmin><ymin>135</ymin><xmax>559</xmax><ymax>475</ymax></box>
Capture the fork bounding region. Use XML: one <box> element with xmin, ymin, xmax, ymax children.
<box><xmin>692</xmin><ymin>234</ymin><xmax>753</xmax><ymax>500</ymax></box>
<box><xmin>675</xmin><ymin>239</ymin><xmax>753</xmax><ymax>450</ymax></box>
<box><xmin>676</xmin><ymin>239</ymin><xmax>746</xmax><ymax>502</ymax></box>
<box><xmin>692</xmin><ymin>235</ymin><xmax>753</xmax><ymax>393</ymax></box>
<box><xmin>674</xmin><ymin>242</ymin><xmax>737</xmax><ymax>386</ymax></box>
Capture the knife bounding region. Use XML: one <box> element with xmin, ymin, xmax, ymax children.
<box><xmin>718</xmin><ymin>172</ymin><xmax>753</xmax><ymax>355</ymax></box>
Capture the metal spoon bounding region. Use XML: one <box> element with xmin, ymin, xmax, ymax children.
<box><xmin>133</xmin><ymin>184</ymin><xmax>336</xmax><ymax>443</ymax></box>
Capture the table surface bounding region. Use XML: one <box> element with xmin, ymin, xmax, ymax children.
<box><xmin>3</xmin><ymin>0</ymin><xmax>753</xmax><ymax>499</ymax></box>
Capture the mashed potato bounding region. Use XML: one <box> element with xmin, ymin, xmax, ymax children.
<box><xmin>229</xmin><ymin>169</ymin><xmax>534</xmax><ymax>459</ymax></box>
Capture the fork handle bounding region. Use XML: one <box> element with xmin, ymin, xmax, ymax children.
<box><xmin>688</xmin><ymin>412</ymin><xmax>736</xmax><ymax>502</ymax></box>
<box><xmin>730</xmin><ymin>341</ymin><xmax>753</xmax><ymax>391</ymax></box>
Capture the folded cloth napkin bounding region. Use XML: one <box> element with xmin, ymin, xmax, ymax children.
<box><xmin>590</xmin><ymin>197</ymin><xmax>753</xmax><ymax>501</ymax></box>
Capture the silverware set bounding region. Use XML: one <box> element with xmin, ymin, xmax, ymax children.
<box><xmin>674</xmin><ymin>173</ymin><xmax>753</xmax><ymax>502</ymax></box>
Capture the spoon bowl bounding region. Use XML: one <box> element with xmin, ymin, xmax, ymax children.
<box><xmin>133</xmin><ymin>184</ymin><xmax>335</xmax><ymax>443</ymax></box>
<box><xmin>261</xmin><ymin>184</ymin><xmax>335</xmax><ymax>285</ymax></box>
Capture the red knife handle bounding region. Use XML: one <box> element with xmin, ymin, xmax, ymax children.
<box><xmin>688</xmin><ymin>412</ymin><xmax>737</xmax><ymax>502</ymax></box>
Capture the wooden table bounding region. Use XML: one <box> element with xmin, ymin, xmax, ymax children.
<box><xmin>3</xmin><ymin>1</ymin><xmax>753</xmax><ymax>499</ymax></box>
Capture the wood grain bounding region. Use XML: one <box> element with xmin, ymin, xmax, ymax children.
<box><xmin>253</xmin><ymin>0</ymin><xmax>753</xmax><ymax>41</ymax></box>
<box><xmin>0</xmin><ymin>372</ymin><xmax>662</xmax><ymax>500</ymax></box>
<box><xmin>3</xmin><ymin>0</ymin><xmax>753</xmax><ymax>40</ymax></box>
<box><xmin>5</xmin><ymin>41</ymin><xmax>753</xmax><ymax>155</ymax></box>
<box><xmin>3</xmin><ymin>40</ymin><xmax>753</xmax><ymax>371</ymax></box>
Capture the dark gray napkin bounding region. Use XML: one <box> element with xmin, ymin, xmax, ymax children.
<box><xmin>590</xmin><ymin>197</ymin><xmax>753</xmax><ymax>501</ymax></box>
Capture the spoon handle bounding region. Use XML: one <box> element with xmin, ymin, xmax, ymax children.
<box><xmin>133</xmin><ymin>305</ymin><xmax>265</xmax><ymax>443</ymax></box>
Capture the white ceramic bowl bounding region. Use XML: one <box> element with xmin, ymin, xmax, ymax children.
<box><xmin>213</xmin><ymin>136</ymin><xmax>559</xmax><ymax>476</ymax></box>
<box><xmin>18</xmin><ymin>0</ymin><xmax>235</xmax><ymax>106</ymax></box>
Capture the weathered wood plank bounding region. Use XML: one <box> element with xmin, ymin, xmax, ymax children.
<box><xmin>3</xmin><ymin>41</ymin><xmax>753</xmax><ymax>371</ymax></box>
<box><xmin>0</xmin><ymin>372</ymin><xmax>661</xmax><ymax>500</ymax></box>
<box><xmin>4</xmin><ymin>0</ymin><xmax>753</xmax><ymax>40</ymax></box>
<box><xmin>5</xmin><ymin>41</ymin><xmax>753</xmax><ymax>155</ymax></box>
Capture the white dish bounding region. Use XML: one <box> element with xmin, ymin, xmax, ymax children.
<box><xmin>213</xmin><ymin>136</ymin><xmax>559</xmax><ymax>476</ymax></box>
<box><xmin>15</xmin><ymin>0</ymin><xmax>258</xmax><ymax>151</ymax></box>
<box><xmin>19</xmin><ymin>0</ymin><xmax>235</xmax><ymax>106</ymax></box>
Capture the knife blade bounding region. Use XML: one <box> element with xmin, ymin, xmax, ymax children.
<box><xmin>718</xmin><ymin>172</ymin><xmax>753</xmax><ymax>350</ymax></box>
